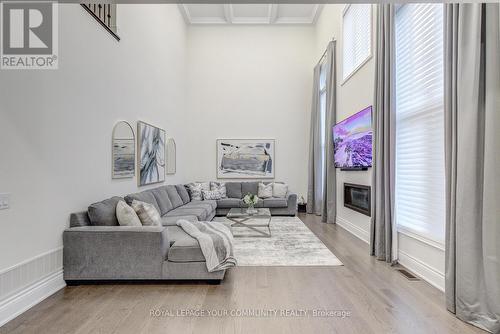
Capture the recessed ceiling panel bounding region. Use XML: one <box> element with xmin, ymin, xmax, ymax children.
<box><xmin>179</xmin><ymin>4</ymin><xmax>323</xmax><ymax>25</ymax></box>
<box><xmin>231</xmin><ymin>4</ymin><xmax>271</xmax><ymax>18</ymax></box>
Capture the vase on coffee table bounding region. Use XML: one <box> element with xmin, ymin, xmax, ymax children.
<box><xmin>246</xmin><ymin>205</ymin><xmax>258</xmax><ymax>215</ymax></box>
<box><xmin>243</xmin><ymin>193</ymin><xmax>259</xmax><ymax>215</ymax></box>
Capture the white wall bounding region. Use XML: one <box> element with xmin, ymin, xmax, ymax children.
<box><xmin>185</xmin><ymin>25</ymin><xmax>315</xmax><ymax>198</ymax></box>
<box><xmin>315</xmin><ymin>4</ymin><xmax>375</xmax><ymax>242</ymax></box>
<box><xmin>314</xmin><ymin>5</ymin><xmax>445</xmax><ymax>290</ymax></box>
<box><xmin>0</xmin><ymin>3</ymin><xmax>187</xmax><ymax>280</ymax></box>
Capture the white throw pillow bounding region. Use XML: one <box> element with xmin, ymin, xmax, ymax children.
<box><xmin>197</xmin><ymin>182</ymin><xmax>210</xmax><ymax>192</ymax></box>
<box><xmin>131</xmin><ymin>200</ymin><xmax>162</xmax><ymax>226</ymax></box>
<box><xmin>116</xmin><ymin>200</ymin><xmax>142</xmax><ymax>227</ymax></box>
<box><xmin>210</xmin><ymin>182</ymin><xmax>227</xmax><ymax>198</ymax></box>
<box><xmin>258</xmin><ymin>182</ymin><xmax>273</xmax><ymax>198</ymax></box>
<box><xmin>273</xmin><ymin>183</ymin><xmax>288</xmax><ymax>198</ymax></box>
<box><xmin>203</xmin><ymin>190</ymin><xmax>222</xmax><ymax>200</ymax></box>
<box><xmin>187</xmin><ymin>183</ymin><xmax>203</xmax><ymax>201</ymax></box>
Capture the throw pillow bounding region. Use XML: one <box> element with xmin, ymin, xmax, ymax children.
<box><xmin>175</xmin><ymin>184</ymin><xmax>190</xmax><ymax>204</ymax></box>
<box><xmin>116</xmin><ymin>200</ymin><xmax>142</xmax><ymax>227</ymax></box>
<box><xmin>197</xmin><ymin>182</ymin><xmax>210</xmax><ymax>192</ymax></box>
<box><xmin>273</xmin><ymin>183</ymin><xmax>288</xmax><ymax>198</ymax></box>
<box><xmin>210</xmin><ymin>182</ymin><xmax>227</xmax><ymax>198</ymax></box>
<box><xmin>88</xmin><ymin>196</ymin><xmax>123</xmax><ymax>226</ymax></box>
<box><xmin>202</xmin><ymin>190</ymin><xmax>222</xmax><ymax>200</ymax></box>
<box><xmin>258</xmin><ymin>182</ymin><xmax>273</xmax><ymax>198</ymax></box>
<box><xmin>187</xmin><ymin>183</ymin><xmax>203</xmax><ymax>201</ymax></box>
<box><xmin>131</xmin><ymin>200</ymin><xmax>162</xmax><ymax>226</ymax></box>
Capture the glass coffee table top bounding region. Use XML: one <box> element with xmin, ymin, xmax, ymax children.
<box><xmin>226</xmin><ymin>208</ymin><xmax>271</xmax><ymax>237</ymax></box>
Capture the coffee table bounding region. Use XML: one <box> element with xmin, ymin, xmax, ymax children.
<box><xmin>226</xmin><ymin>208</ymin><xmax>272</xmax><ymax>238</ymax></box>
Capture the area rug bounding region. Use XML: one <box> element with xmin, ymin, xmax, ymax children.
<box><xmin>213</xmin><ymin>216</ymin><xmax>343</xmax><ymax>266</ymax></box>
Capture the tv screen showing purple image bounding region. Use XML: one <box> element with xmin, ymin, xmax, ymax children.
<box><xmin>333</xmin><ymin>106</ymin><xmax>373</xmax><ymax>168</ymax></box>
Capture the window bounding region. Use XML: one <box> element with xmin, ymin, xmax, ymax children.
<box><xmin>395</xmin><ymin>4</ymin><xmax>445</xmax><ymax>243</ymax></box>
<box><xmin>342</xmin><ymin>4</ymin><xmax>372</xmax><ymax>81</ymax></box>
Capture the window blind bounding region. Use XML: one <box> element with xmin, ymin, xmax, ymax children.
<box><xmin>395</xmin><ymin>4</ymin><xmax>445</xmax><ymax>243</ymax></box>
<box><xmin>342</xmin><ymin>4</ymin><xmax>372</xmax><ymax>80</ymax></box>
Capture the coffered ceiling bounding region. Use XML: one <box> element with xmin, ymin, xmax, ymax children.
<box><xmin>179</xmin><ymin>4</ymin><xmax>323</xmax><ymax>25</ymax></box>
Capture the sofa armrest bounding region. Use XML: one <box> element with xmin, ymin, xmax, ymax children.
<box><xmin>63</xmin><ymin>226</ymin><xmax>169</xmax><ymax>280</ymax></box>
<box><xmin>286</xmin><ymin>192</ymin><xmax>298</xmax><ymax>212</ymax></box>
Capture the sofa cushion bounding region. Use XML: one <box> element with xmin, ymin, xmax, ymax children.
<box><xmin>150</xmin><ymin>187</ymin><xmax>173</xmax><ymax>215</ymax></box>
<box><xmin>125</xmin><ymin>191</ymin><xmax>161</xmax><ymax>214</ymax></box>
<box><xmin>186</xmin><ymin>200</ymin><xmax>217</xmax><ymax>211</ymax></box>
<box><xmin>166</xmin><ymin>185</ymin><xmax>183</xmax><ymax>208</ymax></box>
<box><xmin>88</xmin><ymin>196</ymin><xmax>123</xmax><ymax>226</ymax></box>
<box><xmin>241</xmin><ymin>182</ymin><xmax>259</xmax><ymax>196</ymax></box>
<box><xmin>175</xmin><ymin>185</ymin><xmax>190</xmax><ymax>204</ymax></box>
<box><xmin>263</xmin><ymin>197</ymin><xmax>288</xmax><ymax>208</ymax></box>
<box><xmin>217</xmin><ymin>198</ymin><xmax>243</xmax><ymax>208</ymax></box>
<box><xmin>226</xmin><ymin>182</ymin><xmax>242</xmax><ymax>199</ymax></box>
<box><xmin>165</xmin><ymin>225</ymin><xmax>205</xmax><ymax>262</ymax></box>
<box><xmin>168</xmin><ymin>239</ymin><xmax>205</xmax><ymax>263</ymax></box>
<box><xmin>166</xmin><ymin>225</ymin><xmax>195</xmax><ymax>244</ymax></box>
<box><xmin>166</xmin><ymin>207</ymin><xmax>208</xmax><ymax>221</ymax></box>
<box><xmin>161</xmin><ymin>215</ymin><xmax>197</xmax><ymax>226</ymax></box>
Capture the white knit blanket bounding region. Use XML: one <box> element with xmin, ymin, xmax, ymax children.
<box><xmin>176</xmin><ymin>220</ymin><xmax>237</xmax><ymax>272</ymax></box>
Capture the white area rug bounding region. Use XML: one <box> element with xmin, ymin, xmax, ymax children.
<box><xmin>214</xmin><ymin>216</ymin><xmax>343</xmax><ymax>266</ymax></box>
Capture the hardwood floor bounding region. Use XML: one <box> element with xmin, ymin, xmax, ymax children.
<box><xmin>0</xmin><ymin>214</ymin><xmax>482</xmax><ymax>334</ymax></box>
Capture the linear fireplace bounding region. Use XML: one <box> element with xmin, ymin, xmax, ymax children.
<box><xmin>344</xmin><ymin>183</ymin><xmax>371</xmax><ymax>216</ymax></box>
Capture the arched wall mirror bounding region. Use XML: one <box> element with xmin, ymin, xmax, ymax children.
<box><xmin>112</xmin><ymin>121</ymin><xmax>135</xmax><ymax>179</ymax></box>
<box><xmin>166</xmin><ymin>138</ymin><xmax>176</xmax><ymax>175</ymax></box>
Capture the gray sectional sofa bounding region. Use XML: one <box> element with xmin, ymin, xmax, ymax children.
<box><xmin>63</xmin><ymin>182</ymin><xmax>297</xmax><ymax>283</ymax></box>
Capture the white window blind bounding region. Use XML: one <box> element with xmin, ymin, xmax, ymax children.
<box><xmin>342</xmin><ymin>4</ymin><xmax>372</xmax><ymax>81</ymax></box>
<box><xmin>395</xmin><ymin>4</ymin><xmax>445</xmax><ymax>243</ymax></box>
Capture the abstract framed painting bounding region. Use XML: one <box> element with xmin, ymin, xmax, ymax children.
<box><xmin>137</xmin><ymin>121</ymin><xmax>165</xmax><ymax>186</ymax></box>
<box><xmin>216</xmin><ymin>139</ymin><xmax>275</xmax><ymax>179</ymax></box>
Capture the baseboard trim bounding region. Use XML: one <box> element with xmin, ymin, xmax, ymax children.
<box><xmin>398</xmin><ymin>250</ymin><xmax>445</xmax><ymax>292</ymax></box>
<box><xmin>0</xmin><ymin>270</ymin><xmax>66</xmax><ymax>327</ymax></box>
<box><xmin>336</xmin><ymin>216</ymin><xmax>369</xmax><ymax>244</ymax></box>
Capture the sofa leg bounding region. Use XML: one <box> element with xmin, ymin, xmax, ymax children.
<box><xmin>207</xmin><ymin>279</ymin><xmax>222</xmax><ymax>285</ymax></box>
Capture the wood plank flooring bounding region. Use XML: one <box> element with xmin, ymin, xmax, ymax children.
<box><xmin>0</xmin><ymin>214</ymin><xmax>483</xmax><ymax>334</ymax></box>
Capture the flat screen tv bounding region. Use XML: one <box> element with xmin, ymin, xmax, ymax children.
<box><xmin>333</xmin><ymin>106</ymin><xmax>373</xmax><ymax>169</ymax></box>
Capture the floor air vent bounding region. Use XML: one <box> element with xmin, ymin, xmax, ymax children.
<box><xmin>397</xmin><ymin>269</ymin><xmax>420</xmax><ymax>281</ymax></box>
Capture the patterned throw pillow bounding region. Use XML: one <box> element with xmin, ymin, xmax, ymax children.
<box><xmin>198</xmin><ymin>182</ymin><xmax>210</xmax><ymax>192</ymax></box>
<box><xmin>131</xmin><ymin>200</ymin><xmax>162</xmax><ymax>226</ymax></box>
<box><xmin>203</xmin><ymin>189</ymin><xmax>222</xmax><ymax>200</ymax></box>
<box><xmin>258</xmin><ymin>182</ymin><xmax>273</xmax><ymax>198</ymax></box>
<box><xmin>210</xmin><ymin>182</ymin><xmax>227</xmax><ymax>198</ymax></box>
<box><xmin>116</xmin><ymin>200</ymin><xmax>142</xmax><ymax>227</ymax></box>
<box><xmin>187</xmin><ymin>183</ymin><xmax>203</xmax><ymax>201</ymax></box>
<box><xmin>273</xmin><ymin>183</ymin><xmax>288</xmax><ymax>198</ymax></box>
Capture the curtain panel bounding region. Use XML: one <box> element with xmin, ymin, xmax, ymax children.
<box><xmin>307</xmin><ymin>41</ymin><xmax>337</xmax><ymax>224</ymax></box>
<box><xmin>444</xmin><ymin>3</ymin><xmax>500</xmax><ymax>333</ymax></box>
<box><xmin>371</xmin><ymin>4</ymin><xmax>396</xmax><ymax>262</ymax></box>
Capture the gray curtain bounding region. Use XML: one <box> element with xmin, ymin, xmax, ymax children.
<box><xmin>307</xmin><ymin>41</ymin><xmax>337</xmax><ymax>224</ymax></box>
<box><xmin>444</xmin><ymin>3</ymin><xmax>500</xmax><ymax>333</ymax></box>
<box><xmin>371</xmin><ymin>4</ymin><xmax>395</xmax><ymax>262</ymax></box>
<box><xmin>307</xmin><ymin>65</ymin><xmax>323</xmax><ymax>216</ymax></box>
